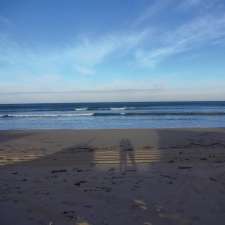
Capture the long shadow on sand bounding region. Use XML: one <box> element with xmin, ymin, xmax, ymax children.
<box><xmin>0</xmin><ymin>137</ymin><xmax>97</xmax><ymax>168</ymax></box>
<box><xmin>119</xmin><ymin>138</ymin><xmax>136</xmax><ymax>172</ymax></box>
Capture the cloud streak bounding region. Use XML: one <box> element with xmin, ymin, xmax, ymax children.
<box><xmin>134</xmin><ymin>12</ymin><xmax>225</xmax><ymax>67</ymax></box>
<box><xmin>133</xmin><ymin>0</ymin><xmax>171</xmax><ymax>27</ymax></box>
<box><xmin>0</xmin><ymin>15</ymin><xmax>11</xmax><ymax>26</ymax></box>
<box><xmin>0</xmin><ymin>30</ymin><xmax>149</xmax><ymax>77</ymax></box>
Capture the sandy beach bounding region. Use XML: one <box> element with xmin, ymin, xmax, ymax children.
<box><xmin>0</xmin><ymin>128</ymin><xmax>225</xmax><ymax>225</ymax></box>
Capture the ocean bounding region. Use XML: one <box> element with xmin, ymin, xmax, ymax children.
<box><xmin>0</xmin><ymin>101</ymin><xmax>225</xmax><ymax>130</ymax></box>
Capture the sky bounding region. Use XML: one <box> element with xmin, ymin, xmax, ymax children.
<box><xmin>0</xmin><ymin>0</ymin><xmax>225</xmax><ymax>103</ymax></box>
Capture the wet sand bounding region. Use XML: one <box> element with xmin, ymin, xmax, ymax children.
<box><xmin>0</xmin><ymin>128</ymin><xmax>225</xmax><ymax>225</ymax></box>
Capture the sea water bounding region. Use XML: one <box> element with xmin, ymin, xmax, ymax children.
<box><xmin>0</xmin><ymin>101</ymin><xmax>225</xmax><ymax>129</ymax></box>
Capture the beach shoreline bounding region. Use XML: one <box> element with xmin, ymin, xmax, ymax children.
<box><xmin>0</xmin><ymin>128</ymin><xmax>225</xmax><ymax>225</ymax></box>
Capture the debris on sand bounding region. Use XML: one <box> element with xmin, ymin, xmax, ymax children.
<box><xmin>51</xmin><ymin>169</ymin><xmax>67</xmax><ymax>174</ymax></box>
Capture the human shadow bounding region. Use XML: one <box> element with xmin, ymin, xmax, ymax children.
<box><xmin>119</xmin><ymin>138</ymin><xmax>136</xmax><ymax>172</ymax></box>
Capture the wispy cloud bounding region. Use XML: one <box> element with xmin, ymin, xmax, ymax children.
<box><xmin>0</xmin><ymin>15</ymin><xmax>11</xmax><ymax>26</ymax></box>
<box><xmin>71</xmin><ymin>31</ymin><xmax>148</xmax><ymax>74</ymax></box>
<box><xmin>0</xmin><ymin>30</ymin><xmax>149</xmax><ymax>77</ymax></box>
<box><xmin>133</xmin><ymin>0</ymin><xmax>207</xmax><ymax>27</ymax></box>
<box><xmin>178</xmin><ymin>0</ymin><xmax>203</xmax><ymax>10</ymax></box>
<box><xmin>178</xmin><ymin>0</ymin><xmax>220</xmax><ymax>11</ymax></box>
<box><xmin>134</xmin><ymin>12</ymin><xmax>225</xmax><ymax>67</ymax></box>
<box><xmin>133</xmin><ymin>0</ymin><xmax>171</xmax><ymax>27</ymax></box>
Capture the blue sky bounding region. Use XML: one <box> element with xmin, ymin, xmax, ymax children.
<box><xmin>0</xmin><ymin>0</ymin><xmax>225</xmax><ymax>103</ymax></box>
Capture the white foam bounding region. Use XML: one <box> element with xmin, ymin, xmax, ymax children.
<box><xmin>110</xmin><ymin>107</ymin><xmax>126</xmax><ymax>111</ymax></box>
<box><xmin>74</xmin><ymin>107</ymin><xmax>88</xmax><ymax>111</ymax></box>
<box><xmin>1</xmin><ymin>113</ymin><xmax>94</xmax><ymax>118</ymax></box>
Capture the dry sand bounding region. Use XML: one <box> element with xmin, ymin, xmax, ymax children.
<box><xmin>0</xmin><ymin>128</ymin><xmax>225</xmax><ymax>225</ymax></box>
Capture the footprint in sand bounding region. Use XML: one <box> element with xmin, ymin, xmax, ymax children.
<box><xmin>77</xmin><ymin>223</ymin><xmax>90</xmax><ymax>225</ymax></box>
<box><xmin>158</xmin><ymin>212</ymin><xmax>191</xmax><ymax>225</ymax></box>
<box><xmin>75</xmin><ymin>218</ymin><xmax>91</xmax><ymax>225</ymax></box>
<box><xmin>132</xmin><ymin>199</ymin><xmax>148</xmax><ymax>210</ymax></box>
